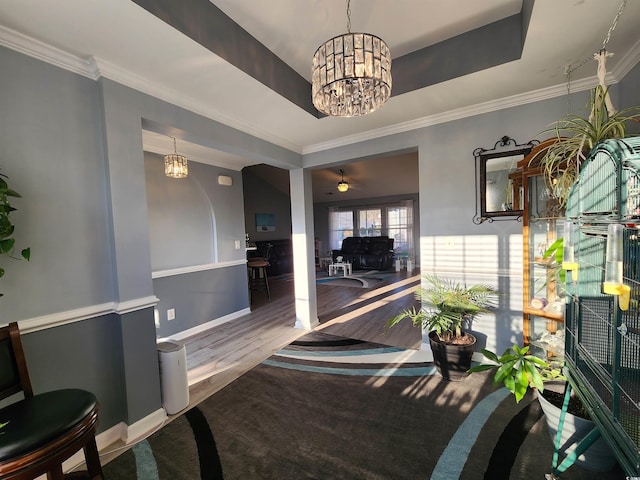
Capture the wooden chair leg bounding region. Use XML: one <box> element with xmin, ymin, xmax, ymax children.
<box><xmin>84</xmin><ymin>437</ymin><xmax>103</xmax><ymax>479</ymax></box>
<box><xmin>47</xmin><ymin>464</ymin><xmax>65</xmax><ymax>480</ymax></box>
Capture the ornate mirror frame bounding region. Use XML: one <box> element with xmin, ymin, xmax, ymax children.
<box><xmin>473</xmin><ymin>136</ymin><xmax>539</xmax><ymax>224</ymax></box>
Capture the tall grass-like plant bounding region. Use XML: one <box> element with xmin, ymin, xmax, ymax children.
<box><xmin>0</xmin><ymin>169</ymin><xmax>30</xmax><ymax>296</ymax></box>
<box><xmin>538</xmin><ymin>85</ymin><xmax>640</xmax><ymax>206</ymax></box>
<box><xmin>386</xmin><ymin>275</ymin><xmax>498</xmax><ymax>344</ymax></box>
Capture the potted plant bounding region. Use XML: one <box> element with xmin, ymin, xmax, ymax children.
<box><xmin>470</xmin><ymin>344</ymin><xmax>617</xmax><ymax>472</ymax></box>
<box><xmin>0</xmin><ymin>169</ymin><xmax>30</xmax><ymax>432</ymax></box>
<box><xmin>386</xmin><ymin>274</ymin><xmax>498</xmax><ymax>381</ymax></box>
<box><xmin>532</xmin><ymin>238</ymin><xmax>567</xmax><ymax>317</ymax></box>
<box><xmin>0</xmin><ymin>168</ymin><xmax>30</xmax><ymax>296</ymax></box>
<box><xmin>537</xmin><ymin>85</ymin><xmax>640</xmax><ymax>206</ymax></box>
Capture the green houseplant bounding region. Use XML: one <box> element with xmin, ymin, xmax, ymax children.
<box><xmin>386</xmin><ymin>274</ymin><xmax>498</xmax><ymax>380</ymax></box>
<box><xmin>0</xmin><ymin>169</ymin><xmax>30</xmax><ymax>296</ymax></box>
<box><xmin>541</xmin><ymin>238</ymin><xmax>565</xmax><ymax>286</ymax></box>
<box><xmin>469</xmin><ymin>344</ymin><xmax>549</xmax><ymax>403</ymax></box>
<box><xmin>537</xmin><ymin>85</ymin><xmax>640</xmax><ymax>206</ymax></box>
<box><xmin>469</xmin><ymin>346</ymin><xmax>616</xmax><ymax>472</ymax></box>
<box><xmin>0</xmin><ymin>168</ymin><xmax>30</xmax><ymax>432</ymax></box>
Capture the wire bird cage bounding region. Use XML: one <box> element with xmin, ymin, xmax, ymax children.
<box><xmin>565</xmin><ymin>137</ymin><xmax>640</xmax><ymax>475</ymax></box>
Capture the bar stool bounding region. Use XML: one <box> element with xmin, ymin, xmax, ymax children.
<box><xmin>247</xmin><ymin>259</ymin><xmax>270</xmax><ymax>303</ymax></box>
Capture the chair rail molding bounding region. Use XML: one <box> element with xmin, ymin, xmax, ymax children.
<box><xmin>152</xmin><ymin>259</ymin><xmax>246</xmax><ymax>279</ymax></box>
<box><xmin>16</xmin><ymin>295</ymin><xmax>160</xmax><ymax>334</ymax></box>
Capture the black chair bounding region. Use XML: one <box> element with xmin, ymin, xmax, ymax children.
<box><xmin>0</xmin><ymin>322</ymin><xmax>103</xmax><ymax>479</ymax></box>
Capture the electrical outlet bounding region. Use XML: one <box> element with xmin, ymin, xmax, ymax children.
<box><xmin>235</xmin><ymin>240</ymin><xmax>241</xmax><ymax>249</ymax></box>
<box><xmin>167</xmin><ymin>308</ymin><xmax>175</xmax><ymax>321</ymax></box>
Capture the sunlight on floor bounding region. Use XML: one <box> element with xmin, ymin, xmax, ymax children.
<box><xmin>347</xmin><ymin>273</ymin><xmax>422</xmax><ymax>304</ymax></box>
<box><xmin>316</xmin><ymin>284</ymin><xmax>418</xmax><ymax>329</ymax></box>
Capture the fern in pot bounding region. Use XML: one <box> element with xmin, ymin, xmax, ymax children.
<box><xmin>386</xmin><ymin>274</ymin><xmax>498</xmax><ymax>381</ymax></box>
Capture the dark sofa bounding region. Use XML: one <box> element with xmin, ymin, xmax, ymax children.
<box><xmin>331</xmin><ymin>236</ymin><xmax>394</xmax><ymax>270</ymax></box>
<box><xmin>253</xmin><ymin>239</ymin><xmax>293</xmax><ymax>277</ymax></box>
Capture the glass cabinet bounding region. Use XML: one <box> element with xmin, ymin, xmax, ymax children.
<box><xmin>519</xmin><ymin>141</ymin><xmax>565</xmax><ymax>349</ymax></box>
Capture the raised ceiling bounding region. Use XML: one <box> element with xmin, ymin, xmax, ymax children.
<box><xmin>1</xmin><ymin>0</ymin><xmax>639</xmax><ymax>167</ymax></box>
<box><xmin>247</xmin><ymin>153</ymin><xmax>419</xmax><ymax>203</ymax></box>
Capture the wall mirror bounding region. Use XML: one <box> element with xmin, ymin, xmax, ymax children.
<box><xmin>473</xmin><ymin>136</ymin><xmax>538</xmax><ymax>224</ymax></box>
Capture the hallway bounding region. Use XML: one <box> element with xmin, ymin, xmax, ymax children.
<box><xmin>185</xmin><ymin>269</ymin><xmax>422</xmax><ymax>408</ymax></box>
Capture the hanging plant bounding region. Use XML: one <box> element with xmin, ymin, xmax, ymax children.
<box><xmin>0</xmin><ymin>169</ymin><xmax>30</xmax><ymax>296</ymax></box>
<box><xmin>537</xmin><ymin>85</ymin><xmax>640</xmax><ymax>206</ymax></box>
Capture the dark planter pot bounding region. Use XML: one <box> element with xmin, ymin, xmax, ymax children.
<box><xmin>428</xmin><ymin>331</ymin><xmax>476</xmax><ymax>381</ymax></box>
<box><xmin>537</xmin><ymin>389</ymin><xmax>616</xmax><ymax>472</ymax></box>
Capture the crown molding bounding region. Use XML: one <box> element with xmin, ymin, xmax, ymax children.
<box><xmin>302</xmin><ymin>46</ymin><xmax>640</xmax><ymax>156</ymax></box>
<box><xmin>2</xmin><ymin>24</ymin><xmax>639</xmax><ymax>157</ymax></box>
<box><xmin>94</xmin><ymin>56</ymin><xmax>302</xmax><ymax>154</ymax></box>
<box><xmin>0</xmin><ymin>25</ymin><xmax>100</xmax><ymax>79</ymax></box>
<box><xmin>610</xmin><ymin>37</ymin><xmax>640</xmax><ymax>81</ymax></box>
<box><xmin>302</xmin><ymin>78</ymin><xmax>596</xmax><ymax>155</ymax></box>
<box><xmin>0</xmin><ymin>25</ymin><xmax>301</xmax><ymax>154</ymax></box>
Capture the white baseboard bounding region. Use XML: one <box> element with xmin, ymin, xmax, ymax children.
<box><xmin>122</xmin><ymin>407</ymin><xmax>168</xmax><ymax>444</ymax></box>
<box><xmin>57</xmin><ymin>407</ymin><xmax>167</xmax><ymax>475</ymax></box>
<box><xmin>158</xmin><ymin>308</ymin><xmax>251</xmax><ymax>342</ymax></box>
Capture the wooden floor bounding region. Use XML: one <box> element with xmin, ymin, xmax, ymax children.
<box><xmin>97</xmin><ymin>268</ymin><xmax>422</xmax><ymax>467</ymax></box>
<box><xmin>186</xmin><ymin>267</ymin><xmax>422</xmax><ymax>408</ymax></box>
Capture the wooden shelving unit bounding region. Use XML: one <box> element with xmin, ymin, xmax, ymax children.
<box><xmin>517</xmin><ymin>140</ymin><xmax>566</xmax><ymax>346</ymax></box>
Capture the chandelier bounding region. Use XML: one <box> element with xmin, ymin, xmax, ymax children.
<box><xmin>337</xmin><ymin>169</ymin><xmax>349</xmax><ymax>192</ymax></box>
<box><xmin>164</xmin><ymin>137</ymin><xmax>188</xmax><ymax>179</ymax></box>
<box><xmin>312</xmin><ymin>0</ymin><xmax>392</xmax><ymax>117</ymax></box>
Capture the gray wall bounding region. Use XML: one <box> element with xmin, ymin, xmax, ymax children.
<box><xmin>242</xmin><ymin>167</ymin><xmax>293</xmax><ymax>242</ymax></box>
<box><xmin>0</xmin><ymin>46</ymin><xmax>131</xmax><ymax>430</ymax></box>
<box><xmin>0</xmin><ymin>45</ymin><xmax>300</xmax><ymax>433</ymax></box>
<box><xmin>145</xmin><ymin>153</ymin><xmax>219</xmax><ymax>269</ymax></box>
<box><xmin>0</xmin><ymin>49</ymin><xmax>115</xmax><ymax>318</ymax></box>
<box><xmin>145</xmin><ymin>151</ymin><xmax>251</xmax><ymax>338</ymax></box>
<box><xmin>620</xmin><ymin>62</ymin><xmax>640</xmax><ymax>136</ymax></box>
<box><xmin>153</xmin><ymin>267</ymin><xmax>248</xmax><ymax>338</ymax></box>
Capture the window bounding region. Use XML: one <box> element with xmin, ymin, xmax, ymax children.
<box><xmin>358</xmin><ymin>209</ymin><xmax>382</xmax><ymax>236</ymax></box>
<box><xmin>329</xmin><ymin>210</ymin><xmax>354</xmax><ymax>250</ymax></box>
<box><xmin>329</xmin><ymin>200</ymin><xmax>413</xmax><ymax>256</ymax></box>
<box><xmin>387</xmin><ymin>205</ymin><xmax>412</xmax><ymax>256</ymax></box>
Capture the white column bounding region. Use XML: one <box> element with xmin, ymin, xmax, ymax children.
<box><xmin>289</xmin><ymin>168</ymin><xmax>319</xmax><ymax>330</ymax></box>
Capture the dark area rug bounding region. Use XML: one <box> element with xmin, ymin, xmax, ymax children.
<box><xmin>315</xmin><ymin>270</ymin><xmax>392</xmax><ymax>288</ymax></box>
<box><xmin>104</xmin><ymin>332</ymin><xmax>626</xmax><ymax>479</ymax></box>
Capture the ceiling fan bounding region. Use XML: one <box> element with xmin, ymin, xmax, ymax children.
<box><xmin>337</xmin><ymin>169</ymin><xmax>349</xmax><ymax>192</ymax></box>
<box><xmin>321</xmin><ymin>168</ymin><xmax>362</xmax><ymax>195</ymax></box>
